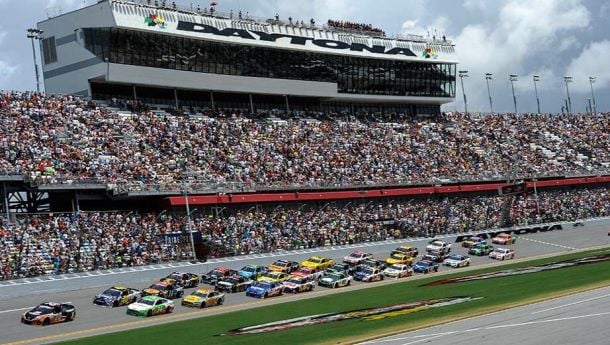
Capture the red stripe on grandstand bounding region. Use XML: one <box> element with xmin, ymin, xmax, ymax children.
<box><xmin>166</xmin><ymin>176</ymin><xmax>610</xmax><ymax>206</ymax></box>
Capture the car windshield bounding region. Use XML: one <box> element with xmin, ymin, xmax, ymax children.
<box><xmin>241</xmin><ymin>266</ymin><xmax>256</xmax><ymax>272</ymax></box>
<box><xmin>430</xmin><ymin>241</ymin><xmax>443</xmax><ymax>246</ymax></box>
<box><xmin>138</xmin><ymin>299</ymin><xmax>155</xmax><ymax>306</ymax></box>
<box><xmin>389</xmin><ymin>265</ymin><xmax>403</xmax><ymax>270</ymax></box>
<box><xmin>417</xmin><ymin>261</ymin><xmax>431</xmax><ymax>267</ymax></box>
<box><xmin>32</xmin><ymin>305</ymin><xmax>54</xmax><ymax>313</ymax></box>
<box><xmin>287</xmin><ymin>278</ymin><xmax>304</xmax><ymax>284</ymax></box>
<box><xmin>296</xmin><ymin>268</ymin><xmax>311</xmax><ymax>274</ymax></box>
<box><xmin>498</xmin><ymin>234</ymin><xmax>509</xmax><ymax>238</ymax></box>
<box><xmin>273</xmin><ymin>261</ymin><xmax>288</xmax><ymax>266</ymax></box>
<box><xmin>494</xmin><ymin>249</ymin><xmax>505</xmax><ymax>253</ymax></box>
<box><xmin>363</xmin><ymin>261</ymin><xmax>377</xmax><ymax>267</ymax></box>
<box><xmin>150</xmin><ymin>284</ymin><xmax>167</xmax><ymax>291</ymax></box>
<box><xmin>102</xmin><ymin>288</ymin><xmax>122</xmax><ymax>297</ymax></box>
<box><xmin>391</xmin><ymin>253</ymin><xmax>405</xmax><ymax>259</ymax></box>
<box><xmin>192</xmin><ymin>292</ymin><xmax>208</xmax><ymax>298</ymax></box>
<box><xmin>362</xmin><ymin>269</ymin><xmax>375</xmax><ymax>275</ymax></box>
<box><xmin>256</xmin><ymin>282</ymin><xmax>272</xmax><ymax>289</ymax></box>
<box><xmin>225</xmin><ymin>278</ymin><xmax>241</xmax><ymax>284</ymax></box>
<box><xmin>329</xmin><ymin>273</ymin><xmax>342</xmax><ymax>279</ymax></box>
<box><xmin>308</xmin><ymin>258</ymin><xmax>323</xmax><ymax>263</ymax></box>
<box><xmin>210</xmin><ymin>270</ymin><xmax>226</xmax><ymax>277</ymax></box>
<box><xmin>167</xmin><ymin>274</ymin><xmax>182</xmax><ymax>280</ymax></box>
<box><xmin>448</xmin><ymin>255</ymin><xmax>462</xmax><ymax>260</ymax></box>
<box><xmin>349</xmin><ymin>253</ymin><xmax>363</xmax><ymax>258</ymax></box>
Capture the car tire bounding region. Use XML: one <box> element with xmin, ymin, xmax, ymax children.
<box><xmin>42</xmin><ymin>318</ymin><xmax>50</xmax><ymax>326</ymax></box>
<box><xmin>113</xmin><ymin>300</ymin><xmax>119</xmax><ymax>308</ymax></box>
<box><xmin>347</xmin><ymin>280</ymin><xmax>351</xmax><ymax>286</ymax></box>
<box><xmin>218</xmin><ymin>298</ymin><xmax>224</xmax><ymax>305</ymax></box>
<box><xmin>147</xmin><ymin>310</ymin><xmax>152</xmax><ymax>317</ymax></box>
<box><xmin>68</xmin><ymin>312</ymin><xmax>76</xmax><ymax>321</ymax></box>
<box><xmin>263</xmin><ymin>293</ymin><xmax>268</xmax><ymax>299</ymax></box>
<box><xmin>333</xmin><ymin>283</ymin><xmax>338</xmax><ymax>289</ymax></box>
<box><xmin>165</xmin><ymin>307</ymin><xmax>171</xmax><ymax>314</ymax></box>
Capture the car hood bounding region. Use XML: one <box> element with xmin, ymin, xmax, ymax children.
<box><xmin>183</xmin><ymin>295</ymin><xmax>203</xmax><ymax>303</ymax></box>
<box><xmin>128</xmin><ymin>303</ymin><xmax>150</xmax><ymax>311</ymax></box>
<box><xmin>95</xmin><ymin>294</ymin><xmax>116</xmax><ymax>301</ymax></box>
<box><xmin>143</xmin><ymin>288</ymin><xmax>161</xmax><ymax>295</ymax></box>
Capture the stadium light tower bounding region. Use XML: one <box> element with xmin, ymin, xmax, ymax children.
<box><xmin>26</xmin><ymin>28</ymin><xmax>44</xmax><ymax>93</ymax></box>
<box><xmin>485</xmin><ymin>73</ymin><xmax>493</xmax><ymax>113</ymax></box>
<box><xmin>589</xmin><ymin>77</ymin><xmax>597</xmax><ymax>115</ymax></box>
<box><xmin>533</xmin><ymin>75</ymin><xmax>541</xmax><ymax>114</ymax></box>
<box><xmin>509</xmin><ymin>74</ymin><xmax>519</xmax><ymax>114</ymax></box>
<box><xmin>459</xmin><ymin>70</ymin><xmax>469</xmax><ymax>114</ymax></box>
<box><xmin>563</xmin><ymin>76</ymin><xmax>573</xmax><ymax>115</ymax></box>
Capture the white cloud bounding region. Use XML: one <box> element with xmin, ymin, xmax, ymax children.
<box><xmin>558</xmin><ymin>36</ymin><xmax>579</xmax><ymax>52</ymax></box>
<box><xmin>0</xmin><ymin>60</ymin><xmax>18</xmax><ymax>79</ymax></box>
<box><xmin>565</xmin><ymin>40</ymin><xmax>610</xmax><ymax>92</ymax></box>
<box><xmin>463</xmin><ymin>0</ymin><xmax>487</xmax><ymax>11</ymax></box>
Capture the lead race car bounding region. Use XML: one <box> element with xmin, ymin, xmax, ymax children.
<box><xmin>21</xmin><ymin>302</ymin><xmax>76</xmax><ymax>325</ymax></box>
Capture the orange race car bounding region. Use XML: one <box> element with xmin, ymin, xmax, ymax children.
<box><xmin>21</xmin><ymin>302</ymin><xmax>76</xmax><ymax>326</ymax></box>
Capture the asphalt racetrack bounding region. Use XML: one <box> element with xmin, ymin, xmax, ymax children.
<box><xmin>1</xmin><ymin>218</ymin><xmax>609</xmax><ymax>344</ymax></box>
<box><xmin>361</xmin><ymin>285</ymin><xmax>610</xmax><ymax>345</ymax></box>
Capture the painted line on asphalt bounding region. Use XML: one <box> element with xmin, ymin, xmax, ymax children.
<box><xmin>520</xmin><ymin>237</ymin><xmax>577</xmax><ymax>250</ymax></box>
<box><xmin>531</xmin><ymin>292</ymin><xmax>610</xmax><ymax>315</ymax></box>
<box><xmin>0</xmin><ymin>307</ymin><xmax>32</xmax><ymax>315</ymax></box>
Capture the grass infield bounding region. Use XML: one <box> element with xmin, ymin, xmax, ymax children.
<box><xmin>59</xmin><ymin>248</ymin><xmax>610</xmax><ymax>345</ymax></box>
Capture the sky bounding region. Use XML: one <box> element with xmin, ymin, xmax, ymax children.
<box><xmin>0</xmin><ymin>0</ymin><xmax>608</xmax><ymax>113</ymax></box>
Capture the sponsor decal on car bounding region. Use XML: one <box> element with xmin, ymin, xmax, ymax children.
<box><xmin>219</xmin><ymin>297</ymin><xmax>480</xmax><ymax>335</ymax></box>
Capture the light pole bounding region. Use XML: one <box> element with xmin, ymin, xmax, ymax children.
<box><xmin>485</xmin><ymin>73</ymin><xmax>493</xmax><ymax>113</ymax></box>
<box><xmin>26</xmin><ymin>28</ymin><xmax>44</xmax><ymax>93</ymax></box>
<box><xmin>182</xmin><ymin>187</ymin><xmax>197</xmax><ymax>262</ymax></box>
<box><xmin>563</xmin><ymin>76</ymin><xmax>573</xmax><ymax>115</ymax></box>
<box><xmin>509</xmin><ymin>74</ymin><xmax>518</xmax><ymax>114</ymax></box>
<box><xmin>589</xmin><ymin>77</ymin><xmax>597</xmax><ymax>115</ymax></box>
<box><xmin>459</xmin><ymin>70</ymin><xmax>469</xmax><ymax>115</ymax></box>
<box><xmin>587</xmin><ymin>98</ymin><xmax>593</xmax><ymax>115</ymax></box>
<box><xmin>533</xmin><ymin>75</ymin><xmax>541</xmax><ymax>114</ymax></box>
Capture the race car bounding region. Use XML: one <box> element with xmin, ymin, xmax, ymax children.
<box><xmin>413</xmin><ymin>260</ymin><xmax>439</xmax><ymax>274</ymax></box>
<box><xmin>257</xmin><ymin>271</ymin><xmax>291</xmax><ymax>283</ymax></box>
<box><xmin>267</xmin><ymin>259</ymin><xmax>300</xmax><ymax>273</ymax></box>
<box><xmin>93</xmin><ymin>286</ymin><xmax>141</xmax><ymax>307</ymax></box>
<box><xmin>489</xmin><ymin>248</ymin><xmax>516</xmax><ymax>260</ymax></box>
<box><xmin>393</xmin><ymin>245</ymin><xmax>419</xmax><ymax>258</ymax></box>
<box><xmin>422</xmin><ymin>253</ymin><xmax>447</xmax><ymax>263</ymax></box>
<box><xmin>291</xmin><ymin>267</ymin><xmax>323</xmax><ymax>281</ymax></box>
<box><xmin>492</xmin><ymin>233</ymin><xmax>517</xmax><ymax>245</ymax></box>
<box><xmin>385</xmin><ymin>251</ymin><xmax>415</xmax><ymax>266</ymax></box>
<box><xmin>245</xmin><ymin>281</ymin><xmax>284</xmax><ymax>299</ymax></box>
<box><xmin>237</xmin><ymin>264</ymin><xmax>268</xmax><ymax>280</ymax></box>
<box><xmin>357</xmin><ymin>259</ymin><xmax>388</xmax><ymax>271</ymax></box>
<box><xmin>126</xmin><ymin>296</ymin><xmax>174</xmax><ymax>317</ymax></box>
<box><xmin>343</xmin><ymin>250</ymin><xmax>374</xmax><ymax>265</ymax></box>
<box><xmin>282</xmin><ymin>276</ymin><xmax>316</xmax><ymax>293</ymax></box>
<box><xmin>383</xmin><ymin>264</ymin><xmax>414</xmax><ymax>278</ymax></box>
<box><xmin>162</xmin><ymin>272</ymin><xmax>200</xmax><ymax>288</ymax></box>
<box><xmin>300</xmin><ymin>256</ymin><xmax>334</xmax><ymax>270</ymax></box>
<box><xmin>443</xmin><ymin>254</ymin><xmax>471</xmax><ymax>268</ymax></box>
<box><xmin>181</xmin><ymin>288</ymin><xmax>225</xmax><ymax>308</ymax></box>
<box><xmin>215</xmin><ymin>275</ymin><xmax>253</xmax><ymax>293</ymax></box>
<box><xmin>324</xmin><ymin>263</ymin><xmax>356</xmax><ymax>276</ymax></box>
<box><xmin>201</xmin><ymin>267</ymin><xmax>238</xmax><ymax>285</ymax></box>
<box><xmin>21</xmin><ymin>303</ymin><xmax>76</xmax><ymax>325</ymax></box>
<box><xmin>318</xmin><ymin>272</ymin><xmax>352</xmax><ymax>288</ymax></box>
<box><xmin>426</xmin><ymin>240</ymin><xmax>451</xmax><ymax>254</ymax></box>
<box><xmin>142</xmin><ymin>281</ymin><xmax>184</xmax><ymax>299</ymax></box>
<box><xmin>353</xmin><ymin>267</ymin><xmax>384</xmax><ymax>282</ymax></box>
<box><xmin>461</xmin><ymin>236</ymin><xmax>486</xmax><ymax>248</ymax></box>
<box><xmin>469</xmin><ymin>243</ymin><xmax>494</xmax><ymax>256</ymax></box>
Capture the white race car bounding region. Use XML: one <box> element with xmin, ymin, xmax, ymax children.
<box><xmin>353</xmin><ymin>268</ymin><xmax>384</xmax><ymax>282</ymax></box>
<box><xmin>426</xmin><ymin>240</ymin><xmax>451</xmax><ymax>254</ymax></box>
<box><xmin>383</xmin><ymin>264</ymin><xmax>414</xmax><ymax>278</ymax></box>
<box><xmin>489</xmin><ymin>248</ymin><xmax>515</xmax><ymax>260</ymax></box>
<box><xmin>443</xmin><ymin>254</ymin><xmax>471</xmax><ymax>268</ymax></box>
<box><xmin>343</xmin><ymin>251</ymin><xmax>374</xmax><ymax>265</ymax></box>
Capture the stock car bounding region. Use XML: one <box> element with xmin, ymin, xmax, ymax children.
<box><xmin>353</xmin><ymin>267</ymin><xmax>385</xmax><ymax>282</ymax></box>
<box><xmin>325</xmin><ymin>263</ymin><xmax>356</xmax><ymax>276</ymax></box>
<box><xmin>422</xmin><ymin>253</ymin><xmax>447</xmax><ymax>263</ymax></box>
<box><xmin>413</xmin><ymin>260</ymin><xmax>440</xmax><ymax>274</ymax></box>
<box><xmin>258</xmin><ymin>271</ymin><xmax>291</xmax><ymax>283</ymax></box>
<box><xmin>426</xmin><ymin>240</ymin><xmax>452</xmax><ymax>254</ymax></box>
<box><xmin>492</xmin><ymin>233</ymin><xmax>517</xmax><ymax>245</ymax></box>
<box><xmin>469</xmin><ymin>243</ymin><xmax>494</xmax><ymax>256</ymax></box>
<box><xmin>300</xmin><ymin>256</ymin><xmax>334</xmax><ymax>270</ymax></box>
<box><xmin>393</xmin><ymin>245</ymin><xmax>419</xmax><ymax>258</ymax></box>
<box><xmin>267</xmin><ymin>259</ymin><xmax>300</xmax><ymax>273</ymax></box>
<box><xmin>383</xmin><ymin>264</ymin><xmax>414</xmax><ymax>278</ymax></box>
<box><xmin>443</xmin><ymin>254</ymin><xmax>471</xmax><ymax>268</ymax></box>
<box><xmin>343</xmin><ymin>250</ymin><xmax>374</xmax><ymax>265</ymax></box>
<box><xmin>215</xmin><ymin>275</ymin><xmax>253</xmax><ymax>293</ymax></box>
<box><xmin>282</xmin><ymin>276</ymin><xmax>316</xmax><ymax>293</ymax></box>
<box><xmin>385</xmin><ymin>251</ymin><xmax>415</xmax><ymax>266</ymax></box>
<box><xmin>126</xmin><ymin>296</ymin><xmax>174</xmax><ymax>317</ymax></box>
<box><xmin>489</xmin><ymin>248</ymin><xmax>516</xmax><ymax>260</ymax></box>
<box><xmin>21</xmin><ymin>303</ymin><xmax>76</xmax><ymax>325</ymax></box>
<box><xmin>161</xmin><ymin>272</ymin><xmax>200</xmax><ymax>288</ymax></box>
<box><xmin>358</xmin><ymin>259</ymin><xmax>388</xmax><ymax>272</ymax></box>
<box><xmin>291</xmin><ymin>267</ymin><xmax>323</xmax><ymax>281</ymax></box>
<box><xmin>318</xmin><ymin>272</ymin><xmax>352</xmax><ymax>288</ymax></box>
<box><xmin>461</xmin><ymin>236</ymin><xmax>486</xmax><ymax>248</ymax></box>
<box><xmin>245</xmin><ymin>281</ymin><xmax>284</xmax><ymax>299</ymax></box>
<box><xmin>201</xmin><ymin>267</ymin><xmax>238</xmax><ymax>285</ymax></box>
<box><xmin>237</xmin><ymin>265</ymin><xmax>268</xmax><ymax>280</ymax></box>
<box><xmin>142</xmin><ymin>281</ymin><xmax>184</xmax><ymax>299</ymax></box>
<box><xmin>93</xmin><ymin>286</ymin><xmax>141</xmax><ymax>307</ymax></box>
<box><xmin>181</xmin><ymin>288</ymin><xmax>225</xmax><ymax>308</ymax></box>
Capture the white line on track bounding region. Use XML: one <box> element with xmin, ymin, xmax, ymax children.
<box><xmin>520</xmin><ymin>237</ymin><xmax>577</xmax><ymax>250</ymax></box>
<box><xmin>532</xmin><ymin>293</ymin><xmax>610</xmax><ymax>315</ymax></box>
<box><xmin>0</xmin><ymin>307</ymin><xmax>32</xmax><ymax>314</ymax></box>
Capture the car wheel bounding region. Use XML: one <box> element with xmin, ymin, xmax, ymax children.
<box><xmin>263</xmin><ymin>293</ymin><xmax>268</xmax><ymax>299</ymax></box>
<box><xmin>218</xmin><ymin>298</ymin><xmax>224</xmax><ymax>305</ymax></box>
<box><xmin>165</xmin><ymin>307</ymin><xmax>171</xmax><ymax>314</ymax></box>
<box><xmin>113</xmin><ymin>300</ymin><xmax>119</xmax><ymax>308</ymax></box>
<box><xmin>147</xmin><ymin>310</ymin><xmax>152</xmax><ymax>317</ymax></box>
<box><xmin>502</xmin><ymin>257</ymin><xmax>505</xmax><ymax>261</ymax></box>
<box><xmin>347</xmin><ymin>280</ymin><xmax>351</xmax><ymax>286</ymax></box>
<box><xmin>68</xmin><ymin>312</ymin><xmax>76</xmax><ymax>321</ymax></box>
<box><xmin>42</xmin><ymin>318</ymin><xmax>50</xmax><ymax>326</ymax></box>
<box><xmin>333</xmin><ymin>283</ymin><xmax>338</xmax><ymax>289</ymax></box>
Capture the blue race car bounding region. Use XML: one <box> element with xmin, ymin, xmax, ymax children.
<box><xmin>237</xmin><ymin>265</ymin><xmax>268</xmax><ymax>280</ymax></box>
<box><xmin>413</xmin><ymin>260</ymin><xmax>439</xmax><ymax>274</ymax></box>
<box><xmin>245</xmin><ymin>281</ymin><xmax>284</xmax><ymax>299</ymax></box>
<box><xmin>93</xmin><ymin>286</ymin><xmax>141</xmax><ymax>307</ymax></box>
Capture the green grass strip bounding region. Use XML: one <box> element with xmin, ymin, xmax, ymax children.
<box><xmin>59</xmin><ymin>248</ymin><xmax>610</xmax><ymax>345</ymax></box>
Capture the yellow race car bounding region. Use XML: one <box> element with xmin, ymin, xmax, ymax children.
<box><xmin>181</xmin><ymin>288</ymin><xmax>225</xmax><ymax>308</ymax></box>
<box><xmin>257</xmin><ymin>271</ymin><xmax>291</xmax><ymax>283</ymax></box>
<box><xmin>385</xmin><ymin>252</ymin><xmax>415</xmax><ymax>266</ymax></box>
<box><xmin>300</xmin><ymin>256</ymin><xmax>334</xmax><ymax>270</ymax></box>
<box><xmin>267</xmin><ymin>259</ymin><xmax>300</xmax><ymax>273</ymax></box>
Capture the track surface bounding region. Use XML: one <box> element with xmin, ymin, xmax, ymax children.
<box><xmin>361</xmin><ymin>285</ymin><xmax>610</xmax><ymax>345</ymax></box>
<box><xmin>1</xmin><ymin>219</ymin><xmax>609</xmax><ymax>345</ymax></box>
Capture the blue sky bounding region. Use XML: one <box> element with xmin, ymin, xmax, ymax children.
<box><xmin>0</xmin><ymin>0</ymin><xmax>608</xmax><ymax>113</ymax></box>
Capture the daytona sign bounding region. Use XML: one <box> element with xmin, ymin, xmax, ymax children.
<box><xmin>176</xmin><ymin>21</ymin><xmax>417</xmax><ymax>57</ymax></box>
<box><xmin>454</xmin><ymin>224</ymin><xmax>564</xmax><ymax>243</ymax></box>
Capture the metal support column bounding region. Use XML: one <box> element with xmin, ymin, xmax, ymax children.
<box><xmin>133</xmin><ymin>85</ymin><xmax>137</xmax><ymax>100</ymax></box>
<box><xmin>249</xmin><ymin>94</ymin><xmax>254</xmax><ymax>114</ymax></box>
<box><xmin>184</xmin><ymin>190</ymin><xmax>197</xmax><ymax>261</ymax></box>
<box><xmin>174</xmin><ymin>89</ymin><xmax>179</xmax><ymax>110</ymax></box>
<box><xmin>210</xmin><ymin>92</ymin><xmax>215</xmax><ymax>110</ymax></box>
<box><xmin>285</xmin><ymin>95</ymin><xmax>290</xmax><ymax>114</ymax></box>
<box><xmin>2</xmin><ymin>183</ymin><xmax>9</xmax><ymax>226</ymax></box>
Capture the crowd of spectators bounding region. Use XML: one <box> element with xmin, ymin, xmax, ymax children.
<box><xmin>1</xmin><ymin>187</ymin><xmax>608</xmax><ymax>280</ymax></box>
<box><xmin>1</xmin><ymin>91</ymin><xmax>609</xmax><ymax>193</ymax></box>
<box><xmin>327</xmin><ymin>19</ymin><xmax>386</xmax><ymax>36</ymax></box>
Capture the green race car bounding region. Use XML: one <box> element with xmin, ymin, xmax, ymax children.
<box><xmin>126</xmin><ymin>296</ymin><xmax>174</xmax><ymax>317</ymax></box>
<box><xmin>469</xmin><ymin>243</ymin><xmax>494</xmax><ymax>256</ymax></box>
